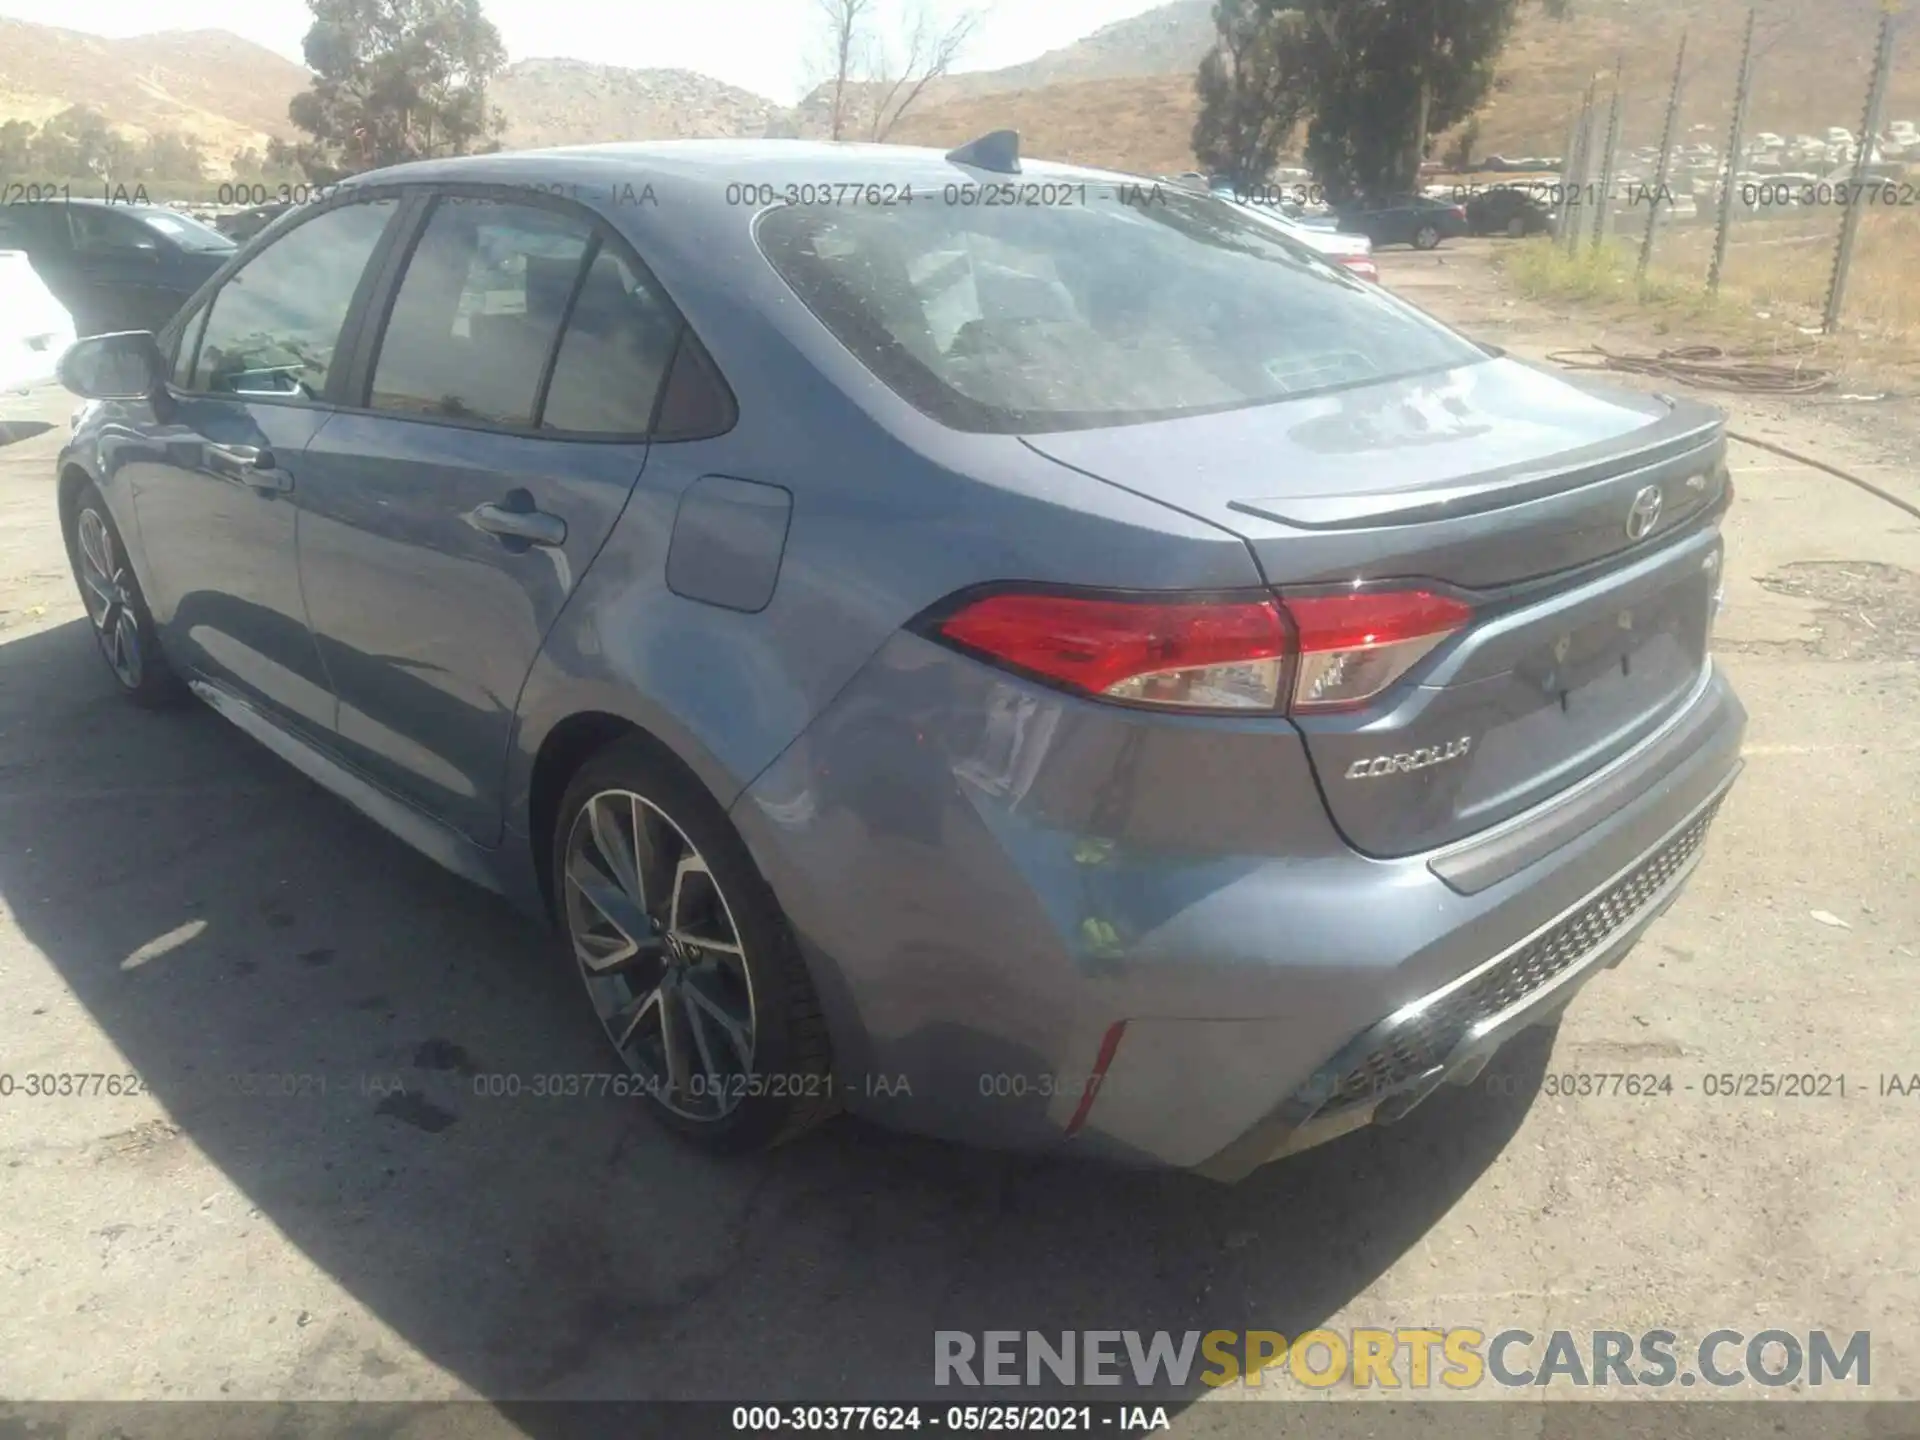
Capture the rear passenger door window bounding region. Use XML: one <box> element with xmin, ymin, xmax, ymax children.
<box><xmin>365</xmin><ymin>196</ymin><xmax>687</xmax><ymax>436</ymax></box>
<box><xmin>540</xmin><ymin>245</ymin><xmax>682</xmax><ymax>434</ymax></box>
<box><xmin>367</xmin><ymin>199</ymin><xmax>592</xmax><ymax>427</ymax></box>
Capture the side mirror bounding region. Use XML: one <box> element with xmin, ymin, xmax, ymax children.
<box><xmin>57</xmin><ymin>331</ymin><xmax>165</xmax><ymax>401</ymax></box>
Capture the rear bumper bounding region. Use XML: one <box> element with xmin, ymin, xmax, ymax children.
<box><xmin>1194</xmin><ymin>758</ymin><xmax>1736</xmax><ymax>1180</ymax></box>
<box><xmin>732</xmin><ymin>634</ymin><xmax>1746</xmax><ymax>1176</ymax></box>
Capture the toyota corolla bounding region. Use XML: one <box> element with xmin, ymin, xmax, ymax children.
<box><xmin>51</xmin><ymin>136</ymin><xmax>1743</xmax><ymax>1178</ymax></box>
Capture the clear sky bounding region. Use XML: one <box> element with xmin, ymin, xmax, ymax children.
<box><xmin>0</xmin><ymin>0</ymin><xmax>1177</xmax><ymax>102</ymax></box>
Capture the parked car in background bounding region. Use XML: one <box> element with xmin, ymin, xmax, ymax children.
<box><xmin>1</xmin><ymin>246</ymin><xmax>77</xmax><ymax>395</ymax></box>
<box><xmin>1193</xmin><ymin>177</ymin><xmax>1342</xmax><ymax>232</ymax></box>
<box><xmin>1222</xmin><ymin>197</ymin><xmax>1381</xmax><ymax>280</ymax></box>
<box><xmin>51</xmin><ymin>138</ymin><xmax>1745</xmax><ymax>1179</ymax></box>
<box><xmin>0</xmin><ymin>200</ymin><xmax>235</xmax><ymax>337</ymax></box>
<box><xmin>1465</xmin><ymin>186</ymin><xmax>1558</xmax><ymax>237</ymax></box>
<box><xmin>215</xmin><ymin>201</ymin><xmax>294</xmax><ymax>244</ymax></box>
<box><xmin>1335</xmin><ymin>193</ymin><xmax>1470</xmax><ymax>249</ymax></box>
<box><xmin>1480</xmin><ymin>155</ymin><xmax>1562</xmax><ymax>173</ymax></box>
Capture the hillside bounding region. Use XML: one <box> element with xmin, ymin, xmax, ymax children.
<box><xmin>788</xmin><ymin>0</ymin><xmax>1213</xmax><ymax>139</ymax></box>
<box><xmin>940</xmin><ymin>0</ymin><xmax>1214</xmax><ymax>96</ymax></box>
<box><xmin>893</xmin><ymin>0</ymin><xmax>1920</xmax><ymax>175</ymax></box>
<box><xmin>1463</xmin><ymin>0</ymin><xmax>1920</xmax><ymax>158</ymax></box>
<box><xmin>4</xmin><ymin>0</ymin><xmax>1917</xmax><ymax>184</ymax></box>
<box><xmin>0</xmin><ymin>19</ymin><xmax>307</xmax><ymax>158</ymax></box>
<box><xmin>887</xmin><ymin>75</ymin><xmax>1204</xmax><ymax>174</ymax></box>
<box><xmin>491</xmin><ymin>60</ymin><xmax>781</xmax><ymax>148</ymax></box>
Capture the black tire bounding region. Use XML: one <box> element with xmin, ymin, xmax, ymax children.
<box><xmin>62</xmin><ymin>480</ymin><xmax>188</xmax><ymax>708</ymax></box>
<box><xmin>1507</xmin><ymin>216</ymin><xmax>1528</xmax><ymax>239</ymax></box>
<box><xmin>551</xmin><ymin>737</ymin><xmax>836</xmax><ymax>1153</ymax></box>
<box><xmin>1413</xmin><ymin>223</ymin><xmax>1443</xmax><ymax>250</ymax></box>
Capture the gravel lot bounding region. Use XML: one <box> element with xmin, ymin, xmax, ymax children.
<box><xmin>1</xmin><ymin>245</ymin><xmax>1916</xmax><ymax>1429</ymax></box>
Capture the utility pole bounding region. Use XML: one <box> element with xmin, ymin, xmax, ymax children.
<box><xmin>1556</xmin><ymin>111</ymin><xmax>1580</xmax><ymax>247</ymax></box>
<box><xmin>1639</xmin><ymin>32</ymin><xmax>1689</xmax><ymax>288</ymax></box>
<box><xmin>1563</xmin><ymin>81</ymin><xmax>1598</xmax><ymax>255</ymax></box>
<box><xmin>1592</xmin><ymin>58</ymin><xmax>1626</xmax><ymax>252</ymax></box>
<box><xmin>1824</xmin><ymin>7</ymin><xmax>1900</xmax><ymax>331</ymax></box>
<box><xmin>1708</xmin><ymin>8</ymin><xmax>1757</xmax><ymax>294</ymax></box>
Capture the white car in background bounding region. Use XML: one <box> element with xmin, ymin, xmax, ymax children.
<box><xmin>1</xmin><ymin>247</ymin><xmax>77</xmax><ymax>397</ymax></box>
<box><xmin>1220</xmin><ymin>197</ymin><xmax>1382</xmax><ymax>282</ymax></box>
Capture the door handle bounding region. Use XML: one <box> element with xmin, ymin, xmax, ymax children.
<box><xmin>470</xmin><ymin>498</ymin><xmax>567</xmax><ymax>548</ymax></box>
<box><xmin>204</xmin><ymin>441</ymin><xmax>294</xmax><ymax>494</ymax></box>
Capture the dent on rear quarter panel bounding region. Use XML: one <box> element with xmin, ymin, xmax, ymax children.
<box><xmin>507</xmin><ymin>417</ymin><xmax>1265</xmax><ymax>835</ymax></box>
<box><xmin>505</xmin><ymin>175</ymin><xmax>1265</xmax><ymax>840</ymax></box>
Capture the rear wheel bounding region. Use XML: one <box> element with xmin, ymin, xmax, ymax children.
<box><xmin>1507</xmin><ymin>216</ymin><xmax>1528</xmax><ymax>239</ymax></box>
<box><xmin>552</xmin><ymin>739</ymin><xmax>835</xmax><ymax>1151</ymax></box>
<box><xmin>1413</xmin><ymin>223</ymin><xmax>1443</xmax><ymax>250</ymax></box>
<box><xmin>64</xmin><ymin>482</ymin><xmax>187</xmax><ymax>708</ymax></box>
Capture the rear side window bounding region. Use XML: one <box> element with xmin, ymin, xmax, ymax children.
<box><xmin>68</xmin><ymin>206</ymin><xmax>157</xmax><ymax>255</ymax></box>
<box><xmin>0</xmin><ymin>206</ymin><xmax>49</xmax><ymax>252</ymax></box>
<box><xmin>368</xmin><ymin>199</ymin><xmax>593</xmax><ymax>428</ymax></box>
<box><xmin>191</xmin><ymin>197</ymin><xmax>398</xmax><ymax>398</ymax></box>
<box><xmin>756</xmin><ymin>186</ymin><xmax>1486</xmax><ymax>433</ymax></box>
<box><xmin>133</xmin><ymin>209</ymin><xmax>234</xmax><ymax>254</ymax></box>
<box><xmin>540</xmin><ymin>244</ymin><xmax>681</xmax><ymax>434</ymax></box>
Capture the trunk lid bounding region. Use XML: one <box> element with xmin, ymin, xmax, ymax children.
<box><xmin>1022</xmin><ymin>357</ymin><xmax>1731</xmax><ymax>857</ymax></box>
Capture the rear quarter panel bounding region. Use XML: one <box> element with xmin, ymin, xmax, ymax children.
<box><xmin>504</xmin><ymin>175</ymin><xmax>1266</xmax><ymax>849</ymax></box>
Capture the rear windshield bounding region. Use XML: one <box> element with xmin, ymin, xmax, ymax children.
<box><xmin>136</xmin><ymin>210</ymin><xmax>237</xmax><ymax>253</ymax></box>
<box><xmin>755</xmin><ymin>183</ymin><xmax>1486</xmax><ymax>433</ymax></box>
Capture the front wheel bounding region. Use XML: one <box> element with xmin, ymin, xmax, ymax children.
<box><xmin>64</xmin><ymin>482</ymin><xmax>187</xmax><ymax>708</ymax></box>
<box><xmin>1507</xmin><ymin>216</ymin><xmax>1528</xmax><ymax>239</ymax></box>
<box><xmin>1413</xmin><ymin>223</ymin><xmax>1443</xmax><ymax>250</ymax></box>
<box><xmin>552</xmin><ymin>739</ymin><xmax>836</xmax><ymax>1152</ymax></box>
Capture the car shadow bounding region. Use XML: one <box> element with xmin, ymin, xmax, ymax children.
<box><xmin>0</xmin><ymin>616</ymin><xmax>1551</xmax><ymax>1408</ymax></box>
<box><xmin>0</xmin><ymin>419</ymin><xmax>56</xmax><ymax>448</ymax></box>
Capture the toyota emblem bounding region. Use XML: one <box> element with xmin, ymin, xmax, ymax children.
<box><xmin>1626</xmin><ymin>484</ymin><xmax>1664</xmax><ymax>541</ymax></box>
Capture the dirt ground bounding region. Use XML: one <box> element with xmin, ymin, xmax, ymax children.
<box><xmin>0</xmin><ymin>241</ymin><xmax>1916</xmax><ymax>1429</ymax></box>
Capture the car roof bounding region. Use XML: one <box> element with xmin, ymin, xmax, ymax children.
<box><xmin>58</xmin><ymin>198</ymin><xmax>175</xmax><ymax>213</ymax></box>
<box><xmin>351</xmin><ymin>139</ymin><xmax>1141</xmax><ymax>193</ymax></box>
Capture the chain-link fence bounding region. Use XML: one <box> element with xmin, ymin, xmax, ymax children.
<box><xmin>1549</xmin><ymin>2</ymin><xmax>1912</xmax><ymax>337</ymax></box>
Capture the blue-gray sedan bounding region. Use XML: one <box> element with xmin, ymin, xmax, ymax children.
<box><xmin>50</xmin><ymin>137</ymin><xmax>1744</xmax><ymax>1178</ymax></box>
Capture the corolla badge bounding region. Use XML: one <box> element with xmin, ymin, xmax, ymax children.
<box><xmin>1626</xmin><ymin>484</ymin><xmax>1665</xmax><ymax>541</ymax></box>
<box><xmin>1345</xmin><ymin>737</ymin><xmax>1473</xmax><ymax>780</ymax></box>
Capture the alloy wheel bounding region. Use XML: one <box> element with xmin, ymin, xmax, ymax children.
<box><xmin>75</xmin><ymin>507</ymin><xmax>143</xmax><ymax>690</ymax></box>
<box><xmin>562</xmin><ymin>788</ymin><xmax>758</xmax><ymax>1120</ymax></box>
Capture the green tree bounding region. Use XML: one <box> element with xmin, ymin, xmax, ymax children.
<box><xmin>33</xmin><ymin>106</ymin><xmax>132</xmax><ymax>179</ymax></box>
<box><xmin>142</xmin><ymin>129</ymin><xmax>207</xmax><ymax>182</ymax></box>
<box><xmin>1443</xmin><ymin>114</ymin><xmax>1482</xmax><ymax>172</ymax></box>
<box><xmin>288</xmin><ymin>0</ymin><xmax>507</xmax><ymax>179</ymax></box>
<box><xmin>1197</xmin><ymin>0</ymin><xmax>1565</xmax><ymax>202</ymax></box>
<box><xmin>1191</xmin><ymin>0</ymin><xmax>1309</xmax><ymax>189</ymax></box>
<box><xmin>0</xmin><ymin>119</ymin><xmax>35</xmax><ymax>177</ymax></box>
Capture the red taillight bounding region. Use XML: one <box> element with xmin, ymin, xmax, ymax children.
<box><xmin>929</xmin><ymin>586</ymin><xmax>1473</xmax><ymax>715</ymax></box>
<box><xmin>935</xmin><ymin>592</ymin><xmax>1290</xmax><ymax>712</ymax></box>
<box><xmin>1285</xmin><ymin>589</ymin><xmax>1473</xmax><ymax>711</ymax></box>
<box><xmin>1451</xmin><ymin>205</ymin><xmax>1467</xmax><ymax>221</ymax></box>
